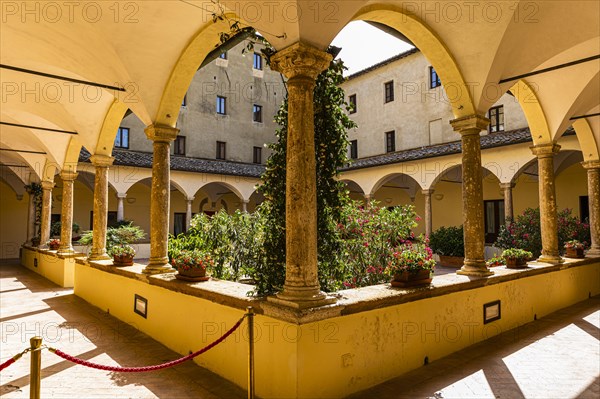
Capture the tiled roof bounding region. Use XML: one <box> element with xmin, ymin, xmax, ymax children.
<box><xmin>345</xmin><ymin>48</ymin><xmax>420</xmax><ymax>81</ymax></box>
<box><xmin>79</xmin><ymin>149</ymin><xmax>266</xmax><ymax>178</ymax></box>
<box><xmin>342</xmin><ymin>127</ymin><xmax>535</xmax><ymax>171</ymax></box>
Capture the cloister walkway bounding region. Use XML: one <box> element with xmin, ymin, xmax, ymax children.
<box><xmin>0</xmin><ymin>261</ymin><xmax>598</xmax><ymax>399</ymax></box>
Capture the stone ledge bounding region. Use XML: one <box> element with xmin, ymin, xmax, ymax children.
<box><xmin>78</xmin><ymin>256</ymin><xmax>599</xmax><ymax>325</ymax></box>
<box><xmin>24</xmin><ymin>245</ymin><xmax>86</xmax><ymax>260</ymax></box>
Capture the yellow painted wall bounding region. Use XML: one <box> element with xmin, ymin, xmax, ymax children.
<box><xmin>0</xmin><ymin>180</ymin><xmax>27</xmax><ymax>258</ymax></box>
<box><xmin>21</xmin><ymin>248</ymin><xmax>75</xmax><ymax>287</ymax></box>
<box><xmin>73</xmin><ymin>261</ymin><xmax>599</xmax><ymax>398</ymax></box>
<box><xmin>556</xmin><ymin>163</ymin><xmax>588</xmax><ymax>217</ymax></box>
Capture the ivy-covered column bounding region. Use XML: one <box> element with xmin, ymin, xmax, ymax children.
<box><xmin>500</xmin><ymin>182</ymin><xmax>515</xmax><ymax>223</ymax></box>
<box><xmin>422</xmin><ymin>189</ymin><xmax>434</xmax><ymax>237</ymax></box>
<box><xmin>58</xmin><ymin>170</ymin><xmax>78</xmax><ymax>254</ymax></box>
<box><xmin>25</xmin><ymin>183</ymin><xmax>38</xmax><ymax>245</ymax></box>
<box><xmin>144</xmin><ymin>125</ymin><xmax>178</xmax><ymax>274</ymax></box>
<box><xmin>450</xmin><ymin>114</ymin><xmax>493</xmax><ymax>276</ymax></box>
<box><xmin>39</xmin><ymin>180</ymin><xmax>54</xmax><ymax>248</ymax></box>
<box><xmin>88</xmin><ymin>155</ymin><xmax>114</xmax><ymax>261</ymax></box>
<box><xmin>268</xmin><ymin>42</ymin><xmax>334</xmax><ymax>308</ymax></box>
<box><xmin>582</xmin><ymin>160</ymin><xmax>600</xmax><ymax>256</ymax></box>
<box><xmin>531</xmin><ymin>143</ymin><xmax>563</xmax><ymax>264</ymax></box>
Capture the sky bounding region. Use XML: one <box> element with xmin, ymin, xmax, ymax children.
<box><xmin>331</xmin><ymin>21</ymin><xmax>414</xmax><ymax>76</ymax></box>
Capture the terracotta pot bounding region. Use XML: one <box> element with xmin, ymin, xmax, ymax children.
<box><xmin>565</xmin><ymin>248</ymin><xmax>585</xmax><ymax>259</ymax></box>
<box><xmin>438</xmin><ymin>255</ymin><xmax>464</xmax><ymax>268</ymax></box>
<box><xmin>176</xmin><ymin>267</ymin><xmax>210</xmax><ymax>282</ymax></box>
<box><xmin>506</xmin><ymin>257</ymin><xmax>528</xmax><ymax>269</ymax></box>
<box><xmin>48</xmin><ymin>243</ymin><xmax>60</xmax><ymax>251</ymax></box>
<box><xmin>113</xmin><ymin>254</ymin><xmax>134</xmax><ymax>266</ymax></box>
<box><xmin>391</xmin><ymin>269</ymin><xmax>433</xmax><ymax>288</ymax></box>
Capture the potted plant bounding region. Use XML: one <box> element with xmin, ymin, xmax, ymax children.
<box><xmin>109</xmin><ymin>244</ymin><xmax>136</xmax><ymax>266</ymax></box>
<box><xmin>78</xmin><ymin>222</ymin><xmax>145</xmax><ymax>265</ymax></box>
<box><xmin>502</xmin><ymin>248</ymin><xmax>533</xmax><ymax>269</ymax></box>
<box><xmin>47</xmin><ymin>238</ymin><xmax>61</xmax><ymax>250</ymax></box>
<box><xmin>171</xmin><ymin>249</ymin><xmax>214</xmax><ymax>282</ymax></box>
<box><xmin>429</xmin><ymin>226</ymin><xmax>464</xmax><ymax>268</ymax></box>
<box><xmin>385</xmin><ymin>241</ymin><xmax>436</xmax><ymax>288</ymax></box>
<box><xmin>486</xmin><ymin>256</ymin><xmax>505</xmax><ymax>268</ymax></box>
<box><xmin>564</xmin><ymin>240</ymin><xmax>585</xmax><ymax>258</ymax></box>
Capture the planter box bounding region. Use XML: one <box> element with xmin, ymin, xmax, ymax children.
<box><xmin>439</xmin><ymin>255</ymin><xmax>464</xmax><ymax>268</ymax></box>
<box><xmin>565</xmin><ymin>248</ymin><xmax>585</xmax><ymax>259</ymax></box>
<box><xmin>391</xmin><ymin>269</ymin><xmax>433</xmax><ymax>288</ymax></box>
<box><xmin>506</xmin><ymin>258</ymin><xmax>528</xmax><ymax>269</ymax></box>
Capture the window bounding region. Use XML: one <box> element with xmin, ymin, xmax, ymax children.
<box><xmin>484</xmin><ymin>200</ymin><xmax>506</xmax><ymax>243</ymax></box>
<box><xmin>384</xmin><ymin>81</ymin><xmax>394</xmax><ymax>103</ymax></box>
<box><xmin>253</xmin><ymin>53</ymin><xmax>263</xmax><ymax>70</ymax></box>
<box><xmin>219</xmin><ymin>52</ymin><xmax>227</xmax><ymax>59</ymax></box>
<box><xmin>488</xmin><ymin>105</ymin><xmax>505</xmax><ymax>133</ymax></box>
<box><xmin>174</xmin><ymin>213</ymin><xmax>186</xmax><ymax>236</ymax></box>
<box><xmin>216</xmin><ymin>141</ymin><xmax>226</xmax><ymax>160</ymax></box>
<box><xmin>174</xmin><ymin>136</ymin><xmax>186</xmax><ymax>156</ymax></box>
<box><xmin>349</xmin><ymin>140</ymin><xmax>358</xmax><ymax>160</ymax></box>
<box><xmin>430</xmin><ymin>66</ymin><xmax>442</xmax><ymax>88</ymax></box>
<box><xmin>580</xmin><ymin>196</ymin><xmax>589</xmax><ymax>222</ymax></box>
<box><xmin>253</xmin><ymin>104</ymin><xmax>263</xmax><ymax>123</ymax></box>
<box><xmin>216</xmin><ymin>96</ymin><xmax>226</xmax><ymax>115</ymax></box>
<box><xmin>253</xmin><ymin>146</ymin><xmax>262</xmax><ymax>164</ymax></box>
<box><xmin>114</xmin><ymin>127</ymin><xmax>129</xmax><ymax>149</ymax></box>
<box><xmin>181</xmin><ymin>94</ymin><xmax>187</xmax><ymax>107</ymax></box>
<box><xmin>385</xmin><ymin>131</ymin><xmax>396</xmax><ymax>153</ymax></box>
<box><xmin>349</xmin><ymin>94</ymin><xmax>357</xmax><ymax>114</ymax></box>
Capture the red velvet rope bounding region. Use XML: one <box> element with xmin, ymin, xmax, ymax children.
<box><xmin>50</xmin><ymin>316</ymin><xmax>246</xmax><ymax>373</ymax></box>
<box><xmin>0</xmin><ymin>357</ymin><xmax>16</xmax><ymax>372</ymax></box>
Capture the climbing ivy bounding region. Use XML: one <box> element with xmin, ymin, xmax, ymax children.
<box><xmin>25</xmin><ymin>182</ymin><xmax>43</xmax><ymax>243</ymax></box>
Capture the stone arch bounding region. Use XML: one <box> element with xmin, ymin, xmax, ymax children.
<box><xmin>153</xmin><ymin>15</ymin><xmax>241</xmax><ymax>127</ymax></box>
<box><xmin>369</xmin><ymin>173</ymin><xmax>423</xmax><ymax>199</ymax></box>
<box><xmin>509</xmin><ymin>80</ymin><xmax>553</xmax><ymax>145</ymax></box>
<box><xmin>340</xmin><ymin>179</ymin><xmax>366</xmax><ymax>200</ymax></box>
<box><xmin>431</xmin><ymin>164</ymin><xmax>502</xmax><ymax>189</ymax></box>
<box><xmin>196</xmin><ymin>181</ymin><xmax>244</xmax><ymax>203</ymax></box>
<box><xmin>572</xmin><ymin>116</ymin><xmax>599</xmax><ymax>163</ymax></box>
<box><xmin>351</xmin><ymin>4</ymin><xmax>476</xmax><ymax>118</ymax></box>
<box><xmin>94</xmin><ymin>100</ymin><xmax>129</xmax><ymax>157</ymax></box>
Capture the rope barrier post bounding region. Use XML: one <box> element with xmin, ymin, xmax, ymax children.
<box><xmin>247</xmin><ymin>306</ymin><xmax>255</xmax><ymax>399</ymax></box>
<box><xmin>29</xmin><ymin>336</ymin><xmax>42</xmax><ymax>399</ymax></box>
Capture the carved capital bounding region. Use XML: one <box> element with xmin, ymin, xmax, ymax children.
<box><xmin>581</xmin><ymin>160</ymin><xmax>600</xmax><ymax>170</ymax></box>
<box><xmin>450</xmin><ymin>114</ymin><xmax>490</xmax><ymax>135</ymax></box>
<box><xmin>500</xmin><ymin>182</ymin><xmax>515</xmax><ymax>190</ymax></box>
<box><xmin>270</xmin><ymin>42</ymin><xmax>332</xmax><ymax>81</ymax></box>
<box><xmin>530</xmin><ymin>143</ymin><xmax>561</xmax><ymax>158</ymax></box>
<box><xmin>145</xmin><ymin>124</ymin><xmax>179</xmax><ymax>143</ymax></box>
<box><xmin>421</xmin><ymin>189</ymin><xmax>435</xmax><ymax>196</ymax></box>
<box><xmin>117</xmin><ymin>192</ymin><xmax>127</xmax><ymax>199</ymax></box>
<box><xmin>60</xmin><ymin>171</ymin><xmax>78</xmax><ymax>182</ymax></box>
<box><xmin>90</xmin><ymin>154</ymin><xmax>115</xmax><ymax>167</ymax></box>
<box><xmin>41</xmin><ymin>180</ymin><xmax>55</xmax><ymax>191</ymax></box>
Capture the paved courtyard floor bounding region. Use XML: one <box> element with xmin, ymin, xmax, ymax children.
<box><xmin>1</xmin><ymin>261</ymin><xmax>598</xmax><ymax>399</ymax></box>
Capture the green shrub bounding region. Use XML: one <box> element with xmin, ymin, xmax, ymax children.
<box><xmin>50</xmin><ymin>221</ymin><xmax>80</xmax><ymax>237</ymax></box>
<box><xmin>429</xmin><ymin>226</ymin><xmax>464</xmax><ymax>257</ymax></box>
<box><xmin>79</xmin><ymin>223</ymin><xmax>145</xmax><ymax>254</ymax></box>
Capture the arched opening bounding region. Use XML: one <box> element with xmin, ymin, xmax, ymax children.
<box><xmin>193</xmin><ymin>182</ymin><xmax>244</xmax><ymax>217</ymax></box>
<box><xmin>341</xmin><ymin>179</ymin><xmax>366</xmax><ymax>202</ymax></box>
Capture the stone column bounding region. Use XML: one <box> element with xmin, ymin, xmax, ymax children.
<box><xmin>582</xmin><ymin>160</ymin><xmax>600</xmax><ymax>256</ymax></box>
<box><xmin>241</xmin><ymin>200</ymin><xmax>249</xmax><ymax>213</ymax></box>
<box><xmin>58</xmin><ymin>171</ymin><xmax>78</xmax><ymax>254</ymax></box>
<box><xmin>186</xmin><ymin>197</ymin><xmax>195</xmax><ymax>231</ymax></box>
<box><xmin>422</xmin><ymin>189</ymin><xmax>434</xmax><ymax>237</ymax></box>
<box><xmin>116</xmin><ymin>193</ymin><xmax>127</xmax><ymax>222</ymax></box>
<box><xmin>39</xmin><ymin>180</ymin><xmax>54</xmax><ymax>248</ymax></box>
<box><xmin>500</xmin><ymin>182</ymin><xmax>515</xmax><ymax>223</ymax></box>
<box><xmin>268</xmin><ymin>42</ymin><xmax>333</xmax><ymax>308</ymax></box>
<box><xmin>531</xmin><ymin>143</ymin><xmax>563</xmax><ymax>264</ymax></box>
<box><xmin>25</xmin><ymin>185</ymin><xmax>36</xmax><ymax>245</ymax></box>
<box><xmin>450</xmin><ymin>114</ymin><xmax>492</xmax><ymax>276</ymax></box>
<box><xmin>144</xmin><ymin>125</ymin><xmax>179</xmax><ymax>274</ymax></box>
<box><xmin>88</xmin><ymin>155</ymin><xmax>114</xmax><ymax>261</ymax></box>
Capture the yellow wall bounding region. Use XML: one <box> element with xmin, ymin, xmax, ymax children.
<box><xmin>22</xmin><ymin>247</ymin><xmax>75</xmax><ymax>287</ymax></box>
<box><xmin>73</xmin><ymin>260</ymin><xmax>599</xmax><ymax>398</ymax></box>
<box><xmin>556</xmin><ymin>163</ymin><xmax>588</xmax><ymax>217</ymax></box>
<box><xmin>0</xmin><ymin>180</ymin><xmax>28</xmax><ymax>258</ymax></box>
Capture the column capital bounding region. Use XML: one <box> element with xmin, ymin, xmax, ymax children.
<box><xmin>530</xmin><ymin>143</ymin><xmax>561</xmax><ymax>158</ymax></box>
<box><xmin>499</xmin><ymin>182</ymin><xmax>515</xmax><ymax>190</ymax></box>
<box><xmin>421</xmin><ymin>189</ymin><xmax>435</xmax><ymax>196</ymax></box>
<box><xmin>581</xmin><ymin>160</ymin><xmax>600</xmax><ymax>170</ymax></box>
<box><xmin>270</xmin><ymin>42</ymin><xmax>332</xmax><ymax>81</ymax></box>
<box><xmin>145</xmin><ymin>124</ymin><xmax>179</xmax><ymax>143</ymax></box>
<box><xmin>116</xmin><ymin>192</ymin><xmax>127</xmax><ymax>199</ymax></box>
<box><xmin>41</xmin><ymin>180</ymin><xmax>55</xmax><ymax>190</ymax></box>
<box><xmin>60</xmin><ymin>171</ymin><xmax>78</xmax><ymax>181</ymax></box>
<box><xmin>90</xmin><ymin>154</ymin><xmax>114</xmax><ymax>167</ymax></box>
<box><xmin>186</xmin><ymin>196</ymin><xmax>195</xmax><ymax>202</ymax></box>
<box><xmin>450</xmin><ymin>114</ymin><xmax>489</xmax><ymax>135</ymax></box>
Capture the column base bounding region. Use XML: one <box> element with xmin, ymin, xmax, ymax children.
<box><xmin>457</xmin><ymin>260</ymin><xmax>494</xmax><ymax>277</ymax></box>
<box><xmin>143</xmin><ymin>258</ymin><xmax>175</xmax><ymax>275</ymax></box>
<box><xmin>88</xmin><ymin>252</ymin><xmax>112</xmax><ymax>261</ymax></box>
<box><xmin>57</xmin><ymin>246</ymin><xmax>75</xmax><ymax>255</ymax></box>
<box><xmin>268</xmin><ymin>286</ymin><xmax>337</xmax><ymax>309</ymax></box>
<box><xmin>536</xmin><ymin>255</ymin><xmax>564</xmax><ymax>264</ymax></box>
<box><xmin>586</xmin><ymin>248</ymin><xmax>600</xmax><ymax>257</ymax></box>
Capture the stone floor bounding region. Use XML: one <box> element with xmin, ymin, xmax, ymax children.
<box><xmin>1</xmin><ymin>262</ymin><xmax>598</xmax><ymax>399</ymax></box>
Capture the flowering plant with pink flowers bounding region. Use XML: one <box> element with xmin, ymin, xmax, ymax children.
<box><xmin>171</xmin><ymin>249</ymin><xmax>214</xmax><ymax>273</ymax></box>
<box><xmin>564</xmin><ymin>240</ymin><xmax>585</xmax><ymax>250</ymax></box>
<box><xmin>385</xmin><ymin>239</ymin><xmax>436</xmax><ymax>277</ymax></box>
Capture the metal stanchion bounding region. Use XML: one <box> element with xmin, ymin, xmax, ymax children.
<box><xmin>29</xmin><ymin>336</ymin><xmax>42</xmax><ymax>399</ymax></box>
<box><xmin>247</xmin><ymin>306</ymin><xmax>255</xmax><ymax>399</ymax></box>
